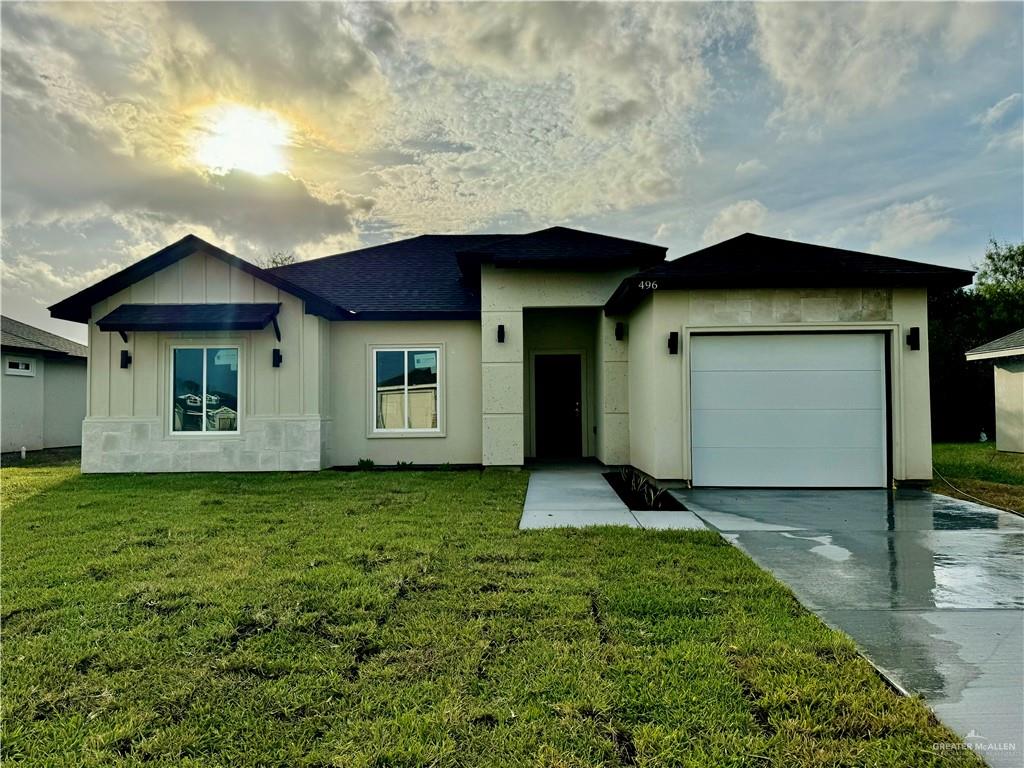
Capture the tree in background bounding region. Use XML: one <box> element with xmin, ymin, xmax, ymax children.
<box><xmin>929</xmin><ymin>240</ymin><xmax>1024</xmax><ymax>442</ymax></box>
<box><xmin>256</xmin><ymin>250</ymin><xmax>296</xmax><ymax>269</ymax></box>
<box><xmin>975</xmin><ymin>240</ymin><xmax>1024</xmax><ymax>325</ymax></box>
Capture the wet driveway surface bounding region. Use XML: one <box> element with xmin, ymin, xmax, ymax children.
<box><xmin>672</xmin><ymin>488</ymin><xmax>1024</xmax><ymax>767</ymax></box>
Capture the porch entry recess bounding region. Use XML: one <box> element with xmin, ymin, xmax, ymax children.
<box><xmin>534</xmin><ymin>353</ymin><xmax>583</xmax><ymax>459</ymax></box>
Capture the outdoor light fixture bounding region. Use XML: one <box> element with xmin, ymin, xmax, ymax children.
<box><xmin>119</xmin><ymin>350</ymin><xmax>132</xmax><ymax>369</ymax></box>
<box><xmin>272</xmin><ymin>348</ymin><xmax>283</xmax><ymax>367</ymax></box>
<box><xmin>906</xmin><ymin>327</ymin><xmax>920</xmax><ymax>351</ymax></box>
<box><xmin>497</xmin><ymin>324</ymin><xmax>506</xmax><ymax>343</ymax></box>
<box><xmin>615</xmin><ymin>322</ymin><xmax>626</xmax><ymax>341</ymax></box>
<box><xmin>668</xmin><ymin>331</ymin><xmax>679</xmax><ymax>355</ymax></box>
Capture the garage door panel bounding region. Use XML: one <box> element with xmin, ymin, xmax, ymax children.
<box><xmin>692</xmin><ymin>370</ymin><xmax>884</xmax><ymax>411</ymax></box>
<box><xmin>692</xmin><ymin>409</ymin><xmax>884</xmax><ymax>449</ymax></box>
<box><xmin>690</xmin><ymin>334</ymin><xmax>886</xmax><ymax>488</ymax></box>
<box><xmin>693</xmin><ymin>447</ymin><xmax>884</xmax><ymax>488</ymax></box>
<box><xmin>691</xmin><ymin>334</ymin><xmax>882</xmax><ymax>372</ymax></box>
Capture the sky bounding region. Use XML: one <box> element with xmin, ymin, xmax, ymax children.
<box><xmin>2</xmin><ymin>2</ymin><xmax>1022</xmax><ymax>344</ymax></box>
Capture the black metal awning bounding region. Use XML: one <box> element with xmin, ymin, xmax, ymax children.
<box><xmin>97</xmin><ymin>303</ymin><xmax>282</xmax><ymax>340</ymax></box>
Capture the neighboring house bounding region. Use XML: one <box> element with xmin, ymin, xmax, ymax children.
<box><xmin>1</xmin><ymin>315</ymin><xmax>87</xmax><ymax>453</ymax></box>
<box><xmin>49</xmin><ymin>228</ymin><xmax>972</xmax><ymax>486</ymax></box>
<box><xmin>966</xmin><ymin>328</ymin><xmax>1024</xmax><ymax>453</ymax></box>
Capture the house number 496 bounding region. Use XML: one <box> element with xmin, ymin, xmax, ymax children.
<box><xmin>638</xmin><ymin>280</ymin><xmax>658</xmax><ymax>290</ymax></box>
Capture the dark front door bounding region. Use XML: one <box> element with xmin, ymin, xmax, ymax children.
<box><xmin>534</xmin><ymin>354</ymin><xmax>582</xmax><ymax>459</ymax></box>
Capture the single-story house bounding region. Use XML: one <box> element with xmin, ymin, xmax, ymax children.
<box><xmin>1</xmin><ymin>315</ymin><xmax>87</xmax><ymax>453</ymax></box>
<box><xmin>966</xmin><ymin>328</ymin><xmax>1024</xmax><ymax>453</ymax></box>
<box><xmin>49</xmin><ymin>228</ymin><xmax>972</xmax><ymax>486</ymax></box>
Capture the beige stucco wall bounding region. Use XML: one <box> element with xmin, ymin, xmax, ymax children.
<box><xmin>82</xmin><ymin>250</ymin><xmax>327</xmax><ymax>472</ymax></box>
<box><xmin>595</xmin><ymin>314</ymin><xmax>630</xmax><ymax>465</ymax></box>
<box><xmin>994</xmin><ymin>360</ymin><xmax>1024</xmax><ymax>453</ymax></box>
<box><xmin>327</xmin><ymin>320</ymin><xmax>482</xmax><ymax>466</ymax></box>
<box><xmin>622</xmin><ymin>286</ymin><xmax>933</xmax><ymax>483</ymax></box>
<box><xmin>479</xmin><ymin>264</ymin><xmax>634</xmax><ymax>465</ymax></box>
<box><xmin>1</xmin><ymin>353</ymin><xmax>87</xmax><ymax>452</ymax></box>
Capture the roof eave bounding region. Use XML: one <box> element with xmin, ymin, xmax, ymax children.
<box><xmin>0</xmin><ymin>344</ymin><xmax>86</xmax><ymax>359</ymax></box>
<box><xmin>965</xmin><ymin>347</ymin><xmax>1024</xmax><ymax>362</ymax></box>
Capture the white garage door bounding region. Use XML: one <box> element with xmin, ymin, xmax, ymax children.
<box><xmin>690</xmin><ymin>333</ymin><xmax>887</xmax><ymax>488</ymax></box>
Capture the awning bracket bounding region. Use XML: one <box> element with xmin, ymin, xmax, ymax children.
<box><xmin>118</xmin><ymin>331</ymin><xmax>129</xmax><ymax>343</ymax></box>
<box><xmin>272</xmin><ymin>317</ymin><xmax>281</xmax><ymax>342</ymax></box>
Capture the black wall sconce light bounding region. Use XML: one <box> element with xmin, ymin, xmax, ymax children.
<box><xmin>668</xmin><ymin>331</ymin><xmax>679</xmax><ymax>355</ymax></box>
<box><xmin>119</xmin><ymin>350</ymin><xmax>132</xmax><ymax>369</ymax></box>
<box><xmin>497</xmin><ymin>324</ymin><xmax>506</xmax><ymax>343</ymax></box>
<box><xmin>272</xmin><ymin>348</ymin><xmax>283</xmax><ymax>368</ymax></box>
<box><xmin>906</xmin><ymin>326</ymin><xmax>920</xmax><ymax>351</ymax></box>
<box><xmin>615</xmin><ymin>322</ymin><xmax>626</xmax><ymax>341</ymax></box>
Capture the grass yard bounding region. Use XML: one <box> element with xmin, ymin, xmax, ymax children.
<box><xmin>2</xmin><ymin>458</ymin><xmax>981</xmax><ymax>767</ymax></box>
<box><xmin>932</xmin><ymin>442</ymin><xmax>1024</xmax><ymax>513</ymax></box>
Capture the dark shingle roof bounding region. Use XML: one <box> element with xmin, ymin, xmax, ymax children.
<box><xmin>605</xmin><ymin>233</ymin><xmax>975</xmax><ymax>314</ymax></box>
<box><xmin>966</xmin><ymin>328</ymin><xmax>1024</xmax><ymax>359</ymax></box>
<box><xmin>97</xmin><ymin>304</ymin><xmax>281</xmax><ymax>333</ymax></box>
<box><xmin>269</xmin><ymin>228</ymin><xmax>666</xmax><ymax>319</ymax></box>
<box><xmin>49</xmin><ymin>228</ymin><xmax>665</xmax><ymax>324</ymax></box>
<box><xmin>455</xmin><ymin>226</ymin><xmax>666</xmax><ymax>272</ymax></box>
<box><xmin>1</xmin><ymin>315</ymin><xmax>87</xmax><ymax>357</ymax></box>
<box><xmin>268</xmin><ymin>234</ymin><xmax>508</xmax><ymax>319</ymax></box>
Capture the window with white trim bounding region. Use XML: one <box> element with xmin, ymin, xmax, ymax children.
<box><xmin>373</xmin><ymin>348</ymin><xmax>440</xmax><ymax>432</ymax></box>
<box><xmin>4</xmin><ymin>357</ymin><xmax>35</xmax><ymax>377</ymax></box>
<box><xmin>171</xmin><ymin>346</ymin><xmax>239</xmax><ymax>433</ymax></box>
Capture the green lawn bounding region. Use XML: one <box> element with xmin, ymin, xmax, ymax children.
<box><xmin>2</xmin><ymin>458</ymin><xmax>981</xmax><ymax>767</ymax></box>
<box><xmin>932</xmin><ymin>442</ymin><xmax>1024</xmax><ymax>512</ymax></box>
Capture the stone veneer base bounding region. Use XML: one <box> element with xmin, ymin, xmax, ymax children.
<box><xmin>80</xmin><ymin>417</ymin><xmax>323</xmax><ymax>473</ymax></box>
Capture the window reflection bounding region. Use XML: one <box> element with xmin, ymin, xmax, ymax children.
<box><xmin>172</xmin><ymin>346</ymin><xmax>239</xmax><ymax>433</ymax></box>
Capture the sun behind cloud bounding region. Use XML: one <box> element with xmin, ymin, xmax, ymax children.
<box><xmin>194</xmin><ymin>104</ymin><xmax>291</xmax><ymax>176</ymax></box>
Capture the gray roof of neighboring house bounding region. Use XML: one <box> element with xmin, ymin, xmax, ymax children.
<box><xmin>1</xmin><ymin>315</ymin><xmax>87</xmax><ymax>358</ymax></box>
<box><xmin>965</xmin><ymin>328</ymin><xmax>1024</xmax><ymax>360</ymax></box>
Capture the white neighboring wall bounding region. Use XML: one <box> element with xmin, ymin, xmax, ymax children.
<box><xmin>1</xmin><ymin>353</ymin><xmax>86</xmax><ymax>452</ymax></box>
<box><xmin>81</xmin><ymin>250</ymin><xmax>329</xmax><ymax>473</ymax></box>
<box><xmin>994</xmin><ymin>361</ymin><xmax>1024</xmax><ymax>453</ymax></box>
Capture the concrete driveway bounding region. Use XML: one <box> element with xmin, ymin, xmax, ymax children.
<box><xmin>672</xmin><ymin>488</ymin><xmax>1024</xmax><ymax>768</ymax></box>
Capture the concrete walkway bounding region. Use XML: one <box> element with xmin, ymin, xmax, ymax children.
<box><xmin>519</xmin><ymin>464</ymin><xmax>705</xmax><ymax>530</ymax></box>
<box><xmin>674</xmin><ymin>488</ymin><xmax>1024</xmax><ymax>768</ymax></box>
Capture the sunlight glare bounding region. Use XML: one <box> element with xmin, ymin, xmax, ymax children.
<box><xmin>195</xmin><ymin>105</ymin><xmax>290</xmax><ymax>176</ymax></box>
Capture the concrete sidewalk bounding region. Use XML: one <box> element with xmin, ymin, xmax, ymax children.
<box><xmin>519</xmin><ymin>464</ymin><xmax>705</xmax><ymax>530</ymax></box>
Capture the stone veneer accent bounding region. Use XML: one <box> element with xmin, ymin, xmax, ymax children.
<box><xmin>81</xmin><ymin>416</ymin><xmax>323</xmax><ymax>473</ymax></box>
<box><xmin>688</xmin><ymin>287</ymin><xmax>892</xmax><ymax>326</ymax></box>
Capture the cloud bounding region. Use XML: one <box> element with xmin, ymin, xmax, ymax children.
<box><xmin>702</xmin><ymin>200</ymin><xmax>768</xmax><ymax>245</ymax></box>
<box><xmin>1</xmin><ymin>92</ymin><xmax>370</xmax><ymax>251</ymax></box>
<box><xmin>1</xmin><ymin>253</ymin><xmax>126</xmax><ymax>304</ymax></box>
<box><xmin>972</xmin><ymin>93</ymin><xmax>1022</xmax><ymax>128</ymax></box>
<box><xmin>754</xmin><ymin>3</ymin><xmax>1000</xmax><ymax>129</ymax></box>
<box><xmin>735</xmin><ymin>159</ymin><xmax>766</xmax><ymax>177</ymax></box>
<box><xmin>970</xmin><ymin>93</ymin><xmax>1023</xmax><ymax>152</ymax></box>
<box><xmin>865</xmin><ymin>196</ymin><xmax>953</xmax><ymax>253</ymax></box>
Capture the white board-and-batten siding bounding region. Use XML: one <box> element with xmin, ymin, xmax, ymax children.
<box><xmin>82</xmin><ymin>250</ymin><xmax>328</xmax><ymax>472</ymax></box>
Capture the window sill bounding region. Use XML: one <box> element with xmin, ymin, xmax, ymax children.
<box><xmin>367</xmin><ymin>430</ymin><xmax>446</xmax><ymax>439</ymax></box>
